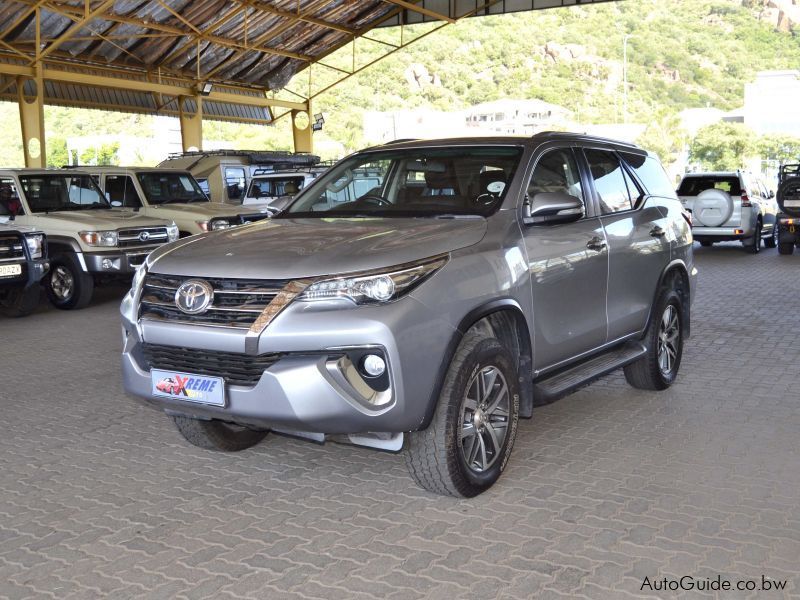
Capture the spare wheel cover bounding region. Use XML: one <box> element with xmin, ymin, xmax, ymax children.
<box><xmin>778</xmin><ymin>177</ymin><xmax>800</xmax><ymax>217</ymax></box>
<box><xmin>694</xmin><ymin>188</ymin><xmax>733</xmax><ymax>227</ymax></box>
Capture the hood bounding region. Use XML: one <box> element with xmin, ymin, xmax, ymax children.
<box><xmin>0</xmin><ymin>219</ymin><xmax>38</xmax><ymax>234</ymax></box>
<box><xmin>149</xmin><ymin>217</ymin><xmax>487</xmax><ymax>279</ymax></box>
<box><xmin>31</xmin><ymin>209</ymin><xmax>173</xmax><ymax>230</ymax></box>
<box><xmin>145</xmin><ymin>202</ymin><xmax>271</xmax><ymax>219</ymax></box>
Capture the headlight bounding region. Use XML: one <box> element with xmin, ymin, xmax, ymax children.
<box><xmin>210</xmin><ymin>219</ymin><xmax>232</xmax><ymax>231</ymax></box>
<box><xmin>299</xmin><ymin>255</ymin><xmax>448</xmax><ymax>305</ymax></box>
<box><xmin>79</xmin><ymin>230</ymin><xmax>118</xmax><ymax>247</ymax></box>
<box><xmin>167</xmin><ymin>223</ymin><xmax>179</xmax><ymax>242</ymax></box>
<box><xmin>24</xmin><ymin>233</ymin><xmax>44</xmax><ymax>259</ymax></box>
<box><xmin>196</xmin><ymin>220</ymin><xmax>210</xmax><ymax>232</ymax></box>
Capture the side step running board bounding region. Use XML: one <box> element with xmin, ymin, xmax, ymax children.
<box><xmin>532</xmin><ymin>341</ymin><xmax>647</xmax><ymax>406</ymax></box>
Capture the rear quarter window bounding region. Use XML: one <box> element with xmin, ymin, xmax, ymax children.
<box><xmin>621</xmin><ymin>153</ymin><xmax>677</xmax><ymax>199</ymax></box>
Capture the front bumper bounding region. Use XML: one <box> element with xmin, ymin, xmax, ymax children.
<box><xmin>81</xmin><ymin>247</ymin><xmax>159</xmax><ymax>274</ymax></box>
<box><xmin>0</xmin><ymin>257</ymin><xmax>49</xmax><ymax>290</ymax></box>
<box><xmin>121</xmin><ymin>295</ymin><xmax>457</xmax><ymax>435</ymax></box>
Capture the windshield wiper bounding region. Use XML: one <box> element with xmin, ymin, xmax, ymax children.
<box><xmin>88</xmin><ymin>203</ymin><xmax>112</xmax><ymax>209</ymax></box>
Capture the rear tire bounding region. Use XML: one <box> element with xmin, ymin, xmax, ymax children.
<box><xmin>405</xmin><ymin>332</ymin><xmax>520</xmax><ymax>497</ymax></box>
<box><xmin>778</xmin><ymin>242</ymin><xmax>795</xmax><ymax>255</ymax></box>
<box><xmin>171</xmin><ymin>415</ymin><xmax>268</xmax><ymax>451</ymax></box>
<box><xmin>744</xmin><ymin>222</ymin><xmax>762</xmax><ymax>254</ymax></box>
<box><xmin>46</xmin><ymin>255</ymin><xmax>94</xmax><ymax>309</ymax></box>
<box><xmin>699</xmin><ymin>241</ymin><xmax>713</xmax><ymax>247</ymax></box>
<box><xmin>624</xmin><ymin>288</ymin><xmax>683</xmax><ymax>391</ymax></box>
<box><xmin>0</xmin><ymin>285</ymin><xmax>40</xmax><ymax>317</ymax></box>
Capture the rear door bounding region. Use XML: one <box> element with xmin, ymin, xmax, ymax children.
<box><xmin>523</xmin><ymin>146</ymin><xmax>609</xmax><ymax>369</ymax></box>
<box><xmin>582</xmin><ymin>147</ymin><xmax>671</xmax><ymax>340</ymax></box>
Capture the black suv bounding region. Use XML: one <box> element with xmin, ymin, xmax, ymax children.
<box><xmin>0</xmin><ymin>224</ymin><xmax>49</xmax><ymax>317</ymax></box>
<box><xmin>777</xmin><ymin>164</ymin><xmax>800</xmax><ymax>255</ymax></box>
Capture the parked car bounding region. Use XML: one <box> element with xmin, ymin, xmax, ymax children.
<box><xmin>158</xmin><ymin>150</ymin><xmax>320</xmax><ymax>205</ymax></box>
<box><xmin>0</xmin><ymin>169</ymin><xmax>178</xmax><ymax>309</ymax></box>
<box><xmin>677</xmin><ymin>171</ymin><xmax>778</xmax><ymax>253</ymax></box>
<box><xmin>0</xmin><ymin>221</ymin><xmax>48</xmax><ymax>317</ymax></box>
<box><xmin>776</xmin><ymin>163</ymin><xmax>800</xmax><ymax>255</ymax></box>
<box><xmin>121</xmin><ymin>133</ymin><xmax>696</xmax><ymax>497</ymax></box>
<box><xmin>79</xmin><ymin>166</ymin><xmax>274</xmax><ymax>236</ymax></box>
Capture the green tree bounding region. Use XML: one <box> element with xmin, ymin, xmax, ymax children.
<box><xmin>47</xmin><ymin>137</ymin><xmax>70</xmax><ymax>167</ymax></box>
<box><xmin>79</xmin><ymin>142</ymin><xmax>119</xmax><ymax>166</ymax></box>
<box><xmin>757</xmin><ymin>134</ymin><xmax>800</xmax><ymax>164</ymax></box>
<box><xmin>689</xmin><ymin>122</ymin><xmax>755</xmax><ymax>171</ymax></box>
<box><xmin>636</xmin><ymin>113</ymin><xmax>688</xmax><ymax>171</ymax></box>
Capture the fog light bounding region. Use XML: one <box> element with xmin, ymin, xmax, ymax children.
<box><xmin>102</xmin><ymin>258</ymin><xmax>113</xmax><ymax>270</ymax></box>
<box><xmin>361</xmin><ymin>354</ymin><xmax>386</xmax><ymax>378</ymax></box>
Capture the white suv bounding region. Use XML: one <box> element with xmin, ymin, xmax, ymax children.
<box><xmin>677</xmin><ymin>171</ymin><xmax>778</xmax><ymax>253</ymax></box>
<box><xmin>83</xmin><ymin>167</ymin><xmax>275</xmax><ymax>236</ymax></box>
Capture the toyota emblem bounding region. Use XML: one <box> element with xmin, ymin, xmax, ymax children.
<box><xmin>174</xmin><ymin>279</ymin><xmax>214</xmax><ymax>314</ymax></box>
<box><xmin>138</xmin><ymin>231</ymin><xmax>150</xmax><ymax>242</ymax></box>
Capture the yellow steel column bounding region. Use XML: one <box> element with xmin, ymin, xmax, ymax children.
<box><xmin>178</xmin><ymin>95</ymin><xmax>203</xmax><ymax>152</ymax></box>
<box><xmin>291</xmin><ymin>101</ymin><xmax>313</xmax><ymax>154</ymax></box>
<box><xmin>17</xmin><ymin>69</ymin><xmax>46</xmax><ymax>168</ymax></box>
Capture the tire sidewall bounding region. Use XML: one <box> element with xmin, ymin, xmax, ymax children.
<box><xmin>650</xmin><ymin>291</ymin><xmax>683</xmax><ymax>387</ymax></box>
<box><xmin>445</xmin><ymin>339</ymin><xmax>520</xmax><ymax>495</ymax></box>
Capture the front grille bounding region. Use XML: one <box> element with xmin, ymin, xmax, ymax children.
<box><xmin>139</xmin><ymin>273</ymin><xmax>290</xmax><ymax>328</ymax></box>
<box><xmin>140</xmin><ymin>343</ymin><xmax>281</xmax><ymax>387</ymax></box>
<box><xmin>118</xmin><ymin>227</ymin><xmax>169</xmax><ymax>248</ymax></box>
<box><xmin>0</xmin><ymin>233</ymin><xmax>24</xmax><ymax>262</ymax></box>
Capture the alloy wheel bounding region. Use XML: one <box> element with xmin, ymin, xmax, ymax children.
<box><xmin>50</xmin><ymin>266</ymin><xmax>74</xmax><ymax>301</ymax></box>
<box><xmin>657</xmin><ymin>304</ymin><xmax>680</xmax><ymax>376</ymax></box>
<box><xmin>459</xmin><ymin>366</ymin><xmax>510</xmax><ymax>473</ymax></box>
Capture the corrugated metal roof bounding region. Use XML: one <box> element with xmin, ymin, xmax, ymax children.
<box><xmin>0</xmin><ymin>0</ymin><xmax>618</xmax><ymax>122</ymax></box>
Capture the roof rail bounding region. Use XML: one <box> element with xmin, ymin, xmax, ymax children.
<box><xmin>164</xmin><ymin>149</ymin><xmax>321</xmax><ymax>164</ymax></box>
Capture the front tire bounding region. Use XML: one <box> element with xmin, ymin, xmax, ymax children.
<box><xmin>624</xmin><ymin>288</ymin><xmax>683</xmax><ymax>391</ymax></box>
<box><xmin>46</xmin><ymin>255</ymin><xmax>94</xmax><ymax>309</ymax></box>
<box><xmin>171</xmin><ymin>415</ymin><xmax>268</xmax><ymax>451</ymax></box>
<box><xmin>405</xmin><ymin>332</ymin><xmax>520</xmax><ymax>497</ymax></box>
<box><xmin>764</xmin><ymin>225</ymin><xmax>778</xmax><ymax>249</ymax></box>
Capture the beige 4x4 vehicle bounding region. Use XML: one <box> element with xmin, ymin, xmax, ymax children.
<box><xmin>0</xmin><ymin>169</ymin><xmax>178</xmax><ymax>309</ymax></box>
<box><xmin>80</xmin><ymin>166</ymin><xmax>273</xmax><ymax>236</ymax></box>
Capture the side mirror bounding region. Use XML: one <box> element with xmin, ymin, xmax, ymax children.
<box><xmin>110</xmin><ymin>200</ymin><xmax>122</xmax><ymax>208</ymax></box>
<box><xmin>523</xmin><ymin>192</ymin><xmax>584</xmax><ymax>226</ymax></box>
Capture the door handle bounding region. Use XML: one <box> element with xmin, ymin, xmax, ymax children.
<box><xmin>586</xmin><ymin>236</ymin><xmax>607</xmax><ymax>252</ymax></box>
<box><xmin>650</xmin><ymin>226</ymin><xmax>666</xmax><ymax>238</ymax></box>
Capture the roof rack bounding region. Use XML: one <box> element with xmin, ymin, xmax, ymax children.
<box><xmin>251</xmin><ymin>164</ymin><xmax>331</xmax><ymax>176</ymax></box>
<box><xmin>164</xmin><ymin>149</ymin><xmax>321</xmax><ymax>165</ymax></box>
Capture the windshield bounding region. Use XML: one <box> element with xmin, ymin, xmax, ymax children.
<box><xmin>280</xmin><ymin>146</ymin><xmax>524</xmax><ymax>218</ymax></box>
<box><xmin>19</xmin><ymin>174</ymin><xmax>109</xmax><ymax>212</ymax></box>
<box><xmin>137</xmin><ymin>172</ymin><xmax>207</xmax><ymax>204</ymax></box>
<box><xmin>248</xmin><ymin>176</ymin><xmax>305</xmax><ymax>199</ymax></box>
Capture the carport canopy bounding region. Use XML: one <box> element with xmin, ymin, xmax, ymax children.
<box><xmin>0</xmin><ymin>0</ymin><xmax>618</xmax><ymax>165</ymax></box>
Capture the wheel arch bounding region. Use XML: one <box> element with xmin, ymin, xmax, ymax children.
<box><xmin>418</xmin><ymin>299</ymin><xmax>534</xmax><ymax>431</ymax></box>
<box><xmin>649</xmin><ymin>261</ymin><xmax>691</xmax><ymax>339</ymax></box>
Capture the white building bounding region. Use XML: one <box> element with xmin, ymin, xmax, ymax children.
<box><xmin>743</xmin><ymin>70</ymin><xmax>800</xmax><ymax>137</ymax></box>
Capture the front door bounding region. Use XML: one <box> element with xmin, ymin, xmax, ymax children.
<box><xmin>522</xmin><ymin>147</ymin><xmax>609</xmax><ymax>370</ymax></box>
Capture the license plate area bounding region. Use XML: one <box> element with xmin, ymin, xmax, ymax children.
<box><xmin>0</xmin><ymin>263</ymin><xmax>22</xmax><ymax>278</ymax></box>
<box><xmin>151</xmin><ymin>369</ymin><xmax>226</xmax><ymax>406</ymax></box>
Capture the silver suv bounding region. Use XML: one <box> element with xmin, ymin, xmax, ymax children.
<box><xmin>677</xmin><ymin>171</ymin><xmax>778</xmax><ymax>253</ymax></box>
<box><xmin>121</xmin><ymin>133</ymin><xmax>696</xmax><ymax>497</ymax></box>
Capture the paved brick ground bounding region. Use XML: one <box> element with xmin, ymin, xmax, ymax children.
<box><xmin>1</xmin><ymin>243</ymin><xmax>799</xmax><ymax>600</ymax></box>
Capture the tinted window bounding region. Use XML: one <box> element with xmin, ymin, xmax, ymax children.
<box><xmin>528</xmin><ymin>148</ymin><xmax>585</xmax><ymax>204</ymax></box>
<box><xmin>677</xmin><ymin>176</ymin><xmax>741</xmax><ymax>196</ymax></box>
<box><xmin>0</xmin><ymin>177</ymin><xmax>23</xmax><ymax>216</ymax></box>
<box><xmin>105</xmin><ymin>175</ymin><xmax>141</xmax><ymax>207</ymax></box>
<box><xmin>584</xmin><ymin>149</ymin><xmax>635</xmax><ymax>214</ymax></box>
<box><xmin>621</xmin><ymin>153</ymin><xmax>677</xmax><ymax>199</ymax></box>
<box><xmin>248</xmin><ymin>176</ymin><xmax>305</xmax><ymax>198</ymax></box>
<box><xmin>137</xmin><ymin>173</ymin><xmax>207</xmax><ymax>205</ymax></box>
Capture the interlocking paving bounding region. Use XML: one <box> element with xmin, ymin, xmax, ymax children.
<box><xmin>1</xmin><ymin>243</ymin><xmax>799</xmax><ymax>599</ymax></box>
